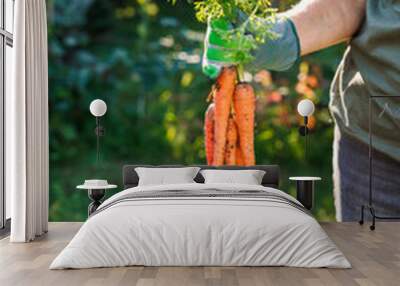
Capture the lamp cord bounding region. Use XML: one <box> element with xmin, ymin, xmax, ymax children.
<box><xmin>304</xmin><ymin>116</ymin><xmax>308</xmax><ymax>162</ymax></box>
<box><xmin>305</xmin><ymin>127</ymin><xmax>307</xmax><ymax>162</ymax></box>
<box><xmin>96</xmin><ymin>117</ymin><xmax>100</xmax><ymax>166</ymax></box>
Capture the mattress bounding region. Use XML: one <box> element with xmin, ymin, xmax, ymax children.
<box><xmin>50</xmin><ymin>183</ymin><xmax>350</xmax><ymax>269</ymax></box>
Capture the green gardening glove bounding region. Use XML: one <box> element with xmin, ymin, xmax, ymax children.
<box><xmin>202</xmin><ymin>18</ymin><xmax>253</xmax><ymax>78</ymax></box>
<box><xmin>202</xmin><ymin>16</ymin><xmax>301</xmax><ymax>78</ymax></box>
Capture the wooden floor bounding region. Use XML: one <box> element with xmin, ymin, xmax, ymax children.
<box><xmin>0</xmin><ymin>222</ymin><xmax>399</xmax><ymax>286</ymax></box>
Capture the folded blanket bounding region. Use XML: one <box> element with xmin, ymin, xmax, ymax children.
<box><xmin>93</xmin><ymin>188</ymin><xmax>310</xmax><ymax>217</ymax></box>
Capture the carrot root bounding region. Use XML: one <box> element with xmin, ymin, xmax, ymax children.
<box><xmin>212</xmin><ymin>66</ymin><xmax>237</xmax><ymax>166</ymax></box>
<box><xmin>204</xmin><ymin>103</ymin><xmax>215</xmax><ymax>165</ymax></box>
<box><xmin>233</xmin><ymin>83</ymin><xmax>256</xmax><ymax>166</ymax></box>
<box><xmin>224</xmin><ymin>116</ymin><xmax>237</xmax><ymax>165</ymax></box>
<box><xmin>236</xmin><ymin>143</ymin><xmax>244</xmax><ymax>166</ymax></box>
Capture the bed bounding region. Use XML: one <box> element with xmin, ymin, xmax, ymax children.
<box><xmin>50</xmin><ymin>165</ymin><xmax>350</xmax><ymax>269</ymax></box>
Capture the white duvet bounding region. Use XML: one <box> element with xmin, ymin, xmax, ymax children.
<box><xmin>50</xmin><ymin>183</ymin><xmax>350</xmax><ymax>269</ymax></box>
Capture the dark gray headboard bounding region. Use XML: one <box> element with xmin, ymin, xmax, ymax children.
<box><xmin>123</xmin><ymin>165</ymin><xmax>280</xmax><ymax>189</ymax></box>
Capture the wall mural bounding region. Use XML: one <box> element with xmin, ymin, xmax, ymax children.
<box><xmin>48</xmin><ymin>0</ymin><xmax>346</xmax><ymax>221</ymax></box>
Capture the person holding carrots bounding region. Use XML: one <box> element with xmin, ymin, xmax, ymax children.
<box><xmin>202</xmin><ymin>0</ymin><xmax>400</xmax><ymax>222</ymax></box>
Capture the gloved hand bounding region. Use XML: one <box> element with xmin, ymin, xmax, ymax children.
<box><xmin>202</xmin><ymin>18</ymin><xmax>253</xmax><ymax>78</ymax></box>
<box><xmin>202</xmin><ymin>15</ymin><xmax>301</xmax><ymax>78</ymax></box>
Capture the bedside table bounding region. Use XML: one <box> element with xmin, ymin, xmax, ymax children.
<box><xmin>77</xmin><ymin>180</ymin><xmax>117</xmax><ymax>216</ymax></box>
<box><xmin>289</xmin><ymin>177</ymin><xmax>321</xmax><ymax>210</ymax></box>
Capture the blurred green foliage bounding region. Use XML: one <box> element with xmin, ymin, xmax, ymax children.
<box><xmin>48</xmin><ymin>0</ymin><xmax>345</xmax><ymax>221</ymax></box>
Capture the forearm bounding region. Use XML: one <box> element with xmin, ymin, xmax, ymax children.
<box><xmin>283</xmin><ymin>0</ymin><xmax>366</xmax><ymax>55</ymax></box>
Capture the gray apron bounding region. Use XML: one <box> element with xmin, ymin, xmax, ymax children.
<box><xmin>330</xmin><ymin>0</ymin><xmax>400</xmax><ymax>221</ymax></box>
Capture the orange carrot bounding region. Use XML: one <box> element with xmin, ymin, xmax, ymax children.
<box><xmin>212</xmin><ymin>66</ymin><xmax>237</xmax><ymax>166</ymax></box>
<box><xmin>224</xmin><ymin>116</ymin><xmax>237</xmax><ymax>165</ymax></box>
<box><xmin>236</xmin><ymin>143</ymin><xmax>244</xmax><ymax>166</ymax></box>
<box><xmin>233</xmin><ymin>83</ymin><xmax>255</xmax><ymax>166</ymax></box>
<box><xmin>204</xmin><ymin>103</ymin><xmax>215</xmax><ymax>165</ymax></box>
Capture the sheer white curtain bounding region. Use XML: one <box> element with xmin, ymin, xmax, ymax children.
<box><xmin>7</xmin><ymin>0</ymin><xmax>49</xmax><ymax>242</ymax></box>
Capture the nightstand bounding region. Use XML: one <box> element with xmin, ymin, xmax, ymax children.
<box><xmin>77</xmin><ymin>180</ymin><xmax>117</xmax><ymax>216</ymax></box>
<box><xmin>289</xmin><ymin>177</ymin><xmax>321</xmax><ymax>210</ymax></box>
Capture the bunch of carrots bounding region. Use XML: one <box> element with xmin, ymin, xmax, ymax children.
<box><xmin>204</xmin><ymin>66</ymin><xmax>255</xmax><ymax>166</ymax></box>
<box><xmin>165</xmin><ymin>1</ymin><xmax>277</xmax><ymax>166</ymax></box>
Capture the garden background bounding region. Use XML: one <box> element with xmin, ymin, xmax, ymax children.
<box><xmin>48</xmin><ymin>0</ymin><xmax>346</xmax><ymax>221</ymax></box>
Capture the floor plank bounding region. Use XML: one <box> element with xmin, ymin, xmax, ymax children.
<box><xmin>0</xmin><ymin>222</ymin><xmax>399</xmax><ymax>286</ymax></box>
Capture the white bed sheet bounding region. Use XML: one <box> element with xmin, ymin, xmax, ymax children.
<box><xmin>50</xmin><ymin>183</ymin><xmax>350</xmax><ymax>269</ymax></box>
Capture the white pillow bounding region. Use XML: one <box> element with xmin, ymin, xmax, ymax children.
<box><xmin>135</xmin><ymin>167</ymin><xmax>200</xmax><ymax>186</ymax></box>
<box><xmin>200</xmin><ymin>169</ymin><xmax>266</xmax><ymax>185</ymax></box>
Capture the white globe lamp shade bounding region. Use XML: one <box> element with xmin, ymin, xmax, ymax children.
<box><xmin>90</xmin><ymin>99</ymin><xmax>107</xmax><ymax>117</ymax></box>
<box><xmin>297</xmin><ymin>99</ymin><xmax>315</xmax><ymax>117</ymax></box>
